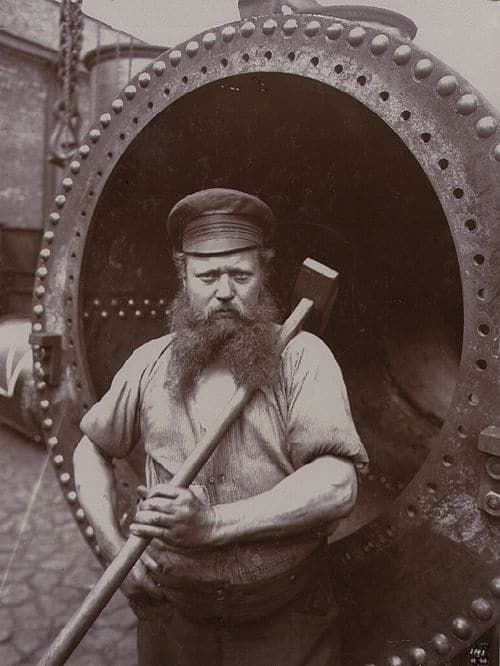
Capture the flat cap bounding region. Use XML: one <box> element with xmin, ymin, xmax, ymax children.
<box><xmin>167</xmin><ymin>188</ymin><xmax>274</xmax><ymax>254</ymax></box>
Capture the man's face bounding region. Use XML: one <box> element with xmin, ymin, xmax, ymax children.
<box><xmin>184</xmin><ymin>248</ymin><xmax>263</xmax><ymax>319</ymax></box>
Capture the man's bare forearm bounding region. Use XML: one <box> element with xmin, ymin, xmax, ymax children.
<box><xmin>210</xmin><ymin>455</ymin><xmax>357</xmax><ymax>547</ymax></box>
<box><xmin>73</xmin><ymin>436</ymin><xmax>126</xmax><ymax>562</ymax></box>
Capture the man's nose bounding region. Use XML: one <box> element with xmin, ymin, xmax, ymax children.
<box><xmin>216</xmin><ymin>275</ymin><xmax>234</xmax><ymax>301</ymax></box>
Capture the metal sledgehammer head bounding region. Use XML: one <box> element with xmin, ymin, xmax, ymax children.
<box><xmin>291</xmin><ymin>258</ymin><xmax>339</xmax><ymax>337</ymax></box>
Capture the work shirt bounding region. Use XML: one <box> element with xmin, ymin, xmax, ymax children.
<box><xmin>80</xmin><ymin>330</ymin><xmax>367</xmax><ymax>585</ymax></box>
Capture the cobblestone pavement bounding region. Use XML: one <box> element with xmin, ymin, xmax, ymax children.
<box><xmin>0</xmin><ymin>424</ymin><xmax>137</xmax><ymax>666</ymax></box>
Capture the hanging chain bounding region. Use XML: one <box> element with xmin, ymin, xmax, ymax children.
<box><xmin>48</xmin><ymin>0</ymin><xmax>84</xmax><ymax>167</ymax></box>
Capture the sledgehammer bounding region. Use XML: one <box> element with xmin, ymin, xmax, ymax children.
<box><xmin>38</xmin><ymin>257</ymin><xmax>338</xmax><ymax>665</ymax></box>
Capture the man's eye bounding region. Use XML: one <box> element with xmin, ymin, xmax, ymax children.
<box><xmin>233</xmin><ymin>274</ymin><xmax>250</xmax><ymax>283</ymax></box>
<box><xmin>200</xmin><ymin>276</ymin><xmax>217</xmax><ymax>284</ymax></box>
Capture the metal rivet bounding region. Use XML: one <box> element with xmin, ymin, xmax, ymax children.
<box><xmin>47</xmin><ymin>436</ymin><xmax>58</xmax><ymax>448</ymax></box>
<box><xmin>202</xmin><ymin>32</ymin><xmax>216</xmax><ymax>49</ymax></box>
<box><xmin>138</xmin><ymin>72</ymin><xmax>151</xmax><ymax>88</ymax></box>
<box><xmin>436</xmin><ymin>75</ymin><xmax>457</xmax><ymax>96</ymax></box>
<box><xmin>489</xmin><ymin>577</ymin><xmax>500</xmax><ymax>597</ymax></box>
<box><xmin>347</xmin><ymin>26</ymin><xmax>366</xmax><ymax>46</ymax></box>
<box><xmin>43</xmin><ymin>231</ymin><xmax>55</xmax><ymax>243</ymax></box>
<box><xmin>40</xmin><ymin>400</ymin><xmax>50</xmax><ymax>410</ymax></box>
<box><xmin>304</xmin><ymin>20</ymin><xmax>321</xmax><ymax>37</ymax></box>
<box><xmin>169</xmin><ymin>50</ymin><xmax>182</xmax><ymax>65</ymax></box>
<box><xmin>42</xmin><ymin>417</ymin><xmax>53</xmax><ymax>430</ymax></box>
<box><xmin>93</xmin><ymin>298</ymin><xmax>101</xmax><ymax>308</ymax></box>
<box><xmin>262</xmin><ymin>19</ymin><xmax>278</xmax><ymax>36</ymax></box>
<box><xmin>153</xmin><ymin>60</ymin><xmax>166</xmax><ymax>76</ymax></box>
<box><xmin>33</xmin><ymin>304</ymin><xmax>44</xmax><ymax>316</ymax></box>
<box><xmin>55</xmin><ymin>195</ymin><xmax>66</xmax><ymax>208</ymax></box>
<box><xmin>326</xmin><ymin>23</ymin><xmax>343</xmax><ymax>40</ymax></box>
<box><xmin>222</xmin><ymin>26</ymin><xmax>236</xmax><ymax>42</ymax></box>
<box><xmin>471</xmin><ymin>597</ymin><xmax>493</xmax><ymax>621</ymax></box>
<box><xmin>393</xmin><ymin>44</ymin><xmax>412</xmax><ymax>65</ymax></box>
<box><xmin>370</xmin><ymin>34</ymin><xmax>389</xmax><ymax>55</ymax></box>
<box><xmin>431</xmin><ymin>634</ymin><xmax>450</xmax><ymax>655</ymax></box>
<box><xmin>101</xmin><ymin>310</ymin><xmax>108</xmax><ymax>319</ymax></box>
<box><xmin>451</xmin><ymin>616</ymin><xmax>472</xmax><ymax>639</ymax></box>
<box><xmin>124</xmin><ymin>85</ymin><xmax>136</xmax><ymax>100</ymax></box>
<box><xmin>99</xmin><ymin>112</ymin><xmax>111</xmax><ymax>127</ymax></box>
<box><xmin>456</xmin><ymin>93</ymin><xmax>478</xmax><ymax>116</ymax></box>
<box><xmin>85</xmin><ymin>526</ymin><xmax>95</xmax><ymax>539</ymax></box>
<box><xmin>150</xmin><ymin>309</ymin><xmax>157</xmax><ymax>318</ymax></box>
<box><xmin>486</xmin><ymin>457</ymin><xmax>500</xmax><ymax>480</ymax></box>
<box><xmin>35</xmin><ymin>286</ymin><xmax>45</xmax><ymax>297</ymax></box>
<box><xmin>476</xmin><ymin>116</ymin><xmax>497</xmax><ymax>138</ymax></box>
<box><xmin>112</xmin><ymin>99</ymin><xmax>123</xmax><ymax>113</ymax></box>
<box><xmin>483</xmin><ymin>490</ymin><xmax>500</xmax><ymax>516</ymax></box>
<box><xmin>127</xmin><ymin>298</ymin><xmax>135</xmax><ymax>307</ymax></box>
<box><xmin>75</xmin><ymin>508</ymin><xmax>85</xmax><ymax>521</ymax></box>
<box><xmin>36</xmin><ymin>380</ymin><xmax>46</xmax><ymax>391</ymax></box>
<box><xmin>53</xmin><ymin>455</ymin><xmax>64</xmax><ymax>467</ymax></box>
<box><xmin>89</xmin><ymin>129</ymin><xmax>101</xmax><ymax>143</ymax></box>
<box><xmin>408</xmin><ymin>647</ymin><xmax>427</xmax><ymax>665</ymax></box>
<box><xmin>70</xmin><ymin>160</ymin><xmax>80</xmax><ymax>174</ymax></box>
<box><xmin>387</xmin><ymin>657</ymin><xmax>403</xmax><ymax>666</ymax></box>
<box><xmin>62</xmin><ymin>178</ymin><xmax>73</xmax><ymax>191</ymax></box>
<box><xmin>283</xmin><ymin>19</ymin><xmax>298</xmax><ymax>36</ymax></box>
<box><xmin>492</xmin><ymin>144</ymin><xmax>500</xmax><ymax>161</ymax></box>
<box><xmin>118</xmin><ymin>310</ymin><xmax>125</xmax><ymax>318</ymax></box>
<box><xmin>241</xmin><ymin>21</ymin><xmax>255</xmax><ymax>38</ymax></box>
<box><xmin>60</xmin><ymin>473</ymin><xmax>71</xmax><ymax>485</ymax></box>
<box><xmin>414</xmin><ymin>58</ymin><xmax>434</xmax><ymax>80</ymax></box>
<box><xmin>186</xmin><ymin>40</ymin><xmax>199</xmax><ymax>56</ymax></box>
<box><xmin>67</xmin><ymin>491</ymin><xmax>77</xmax><ymax>504</ymax></box>
<box><xmin>79</xmin><ymin>144</ymin><xmax>90</xmax><ymax>157</ymax></box>
<box><xmin>33</xmin><ymin>324</ymin><xmax>43</xmax><ymax>334</ymax></box>
<box><xmin>40</xmin><ymin>248</ymin><xmax>51</xmax><ymax>260</ymax></box>
<box><xmin>49</xmin><ymin>212</ymin><xmax>60</xmax><ymax>225</ymax></box>
<box><xmin>135</xmin><ymin>310</ymin><xmax>143</xmax><ymax>318</ymax></box>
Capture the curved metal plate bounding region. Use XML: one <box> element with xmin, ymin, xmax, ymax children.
<box><xmin>31</xmin><ymin>14</ymin><xmax>499</xmax><ymax>665</ymax></box>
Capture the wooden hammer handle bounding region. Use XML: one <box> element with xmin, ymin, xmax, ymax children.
<box><xmin>38</xmin><ymin>297</ymin><xmax>313</xmax><ymax>666</ymax></box>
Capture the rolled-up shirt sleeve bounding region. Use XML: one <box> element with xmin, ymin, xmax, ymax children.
<box><xmin>283</xmin><ymin>332</ymin><xmax>369</xmax><ymax>470</ymax></box>
<box><xmin>80</xmin><ymin>348</ymin><xmax>145</xmax><ymax>459</ymax></box>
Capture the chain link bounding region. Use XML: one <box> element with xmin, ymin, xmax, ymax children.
<box><xmin>49</xmin><ymin>0</ymin><xmax>83</xmax><ymax>166</ymax></box>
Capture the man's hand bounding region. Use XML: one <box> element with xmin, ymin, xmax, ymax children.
<box><xmin>120</xmin><ymin>557</ymin><xmax>163</xmax><ymax>600</ymax></box>
<box><xmin>129</xmin><ymin>484</ymin><xmax>216</xmax><ymax>549</ymax></box>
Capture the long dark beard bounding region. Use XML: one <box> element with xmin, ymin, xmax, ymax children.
<box><xmin>166</xmin><ymin>288</ymin><xmax>281</xmax><ymax>398</ymax></box>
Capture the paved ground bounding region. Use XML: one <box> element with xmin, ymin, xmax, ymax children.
<box><xmin>0</xmin><ymin>424</ymin><xmax>137</xmax><ymax>666</ymax></box>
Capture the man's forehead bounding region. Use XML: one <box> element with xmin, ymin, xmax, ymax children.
<box><xmin>186</xmin><ymin>249</ymin><xmax>261</xmax><ymax>272</ymax></box>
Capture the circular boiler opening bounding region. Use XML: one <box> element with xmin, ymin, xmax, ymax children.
<box><xmin>81</xmin><ymin>72</ymin><xmax>462</xmax><ymax>523</ymax></box>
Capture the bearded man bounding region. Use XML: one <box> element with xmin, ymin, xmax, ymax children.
<box><xmin>73</xmin><ymin>188</ymin><xmax>368</xmax><ymax>666</ymax></box>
